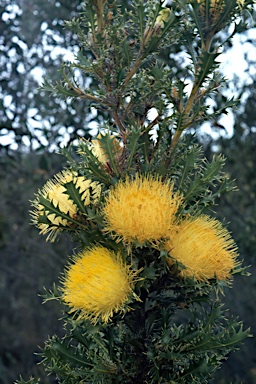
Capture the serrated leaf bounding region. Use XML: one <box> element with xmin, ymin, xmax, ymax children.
<box><xmin>189</xmin><ymin>0</ymin><xmax>204</xmax><ymax>36</ymax></box>
<box><xmin>213</xmin><ymin>0</ymin><xmax>238</xmax><ymax>32</ymax></box>
<box><xmin>140</xmin><ymin>132</ymin><xmax>152</xmax><ymax>165</ymax></box>
<box><xmin>188</xmin><ymin>322</ymin><xmax>251</xmax><ymax>353</ymax></box>
<box><xmin>126</xmin><ymin>128</ymin><xmax>141</xmax><ymax>170</ymax></box>
<box><xmin>38</xmin><ymin>195</ymin><xmax>85</xmax><ymax>228</ymax></box>
<box><xmin>136</xmin><ymin>1</ymin><xmax>146</xmax><ymax>42</ymax></box>
<box><xmin>214</xmin><ymin>97</ymin><xmax>239</xmax><ymax>115</ymax></box>
<box><xmin>179</xmin><ymin>357</ymin><xmax>209</xmax><ymax>379</ymax></box>
<box><xmin>195</xmin><ymin>51</ymin><xmax>220</xmax><ymax>88</ymax></box>
<box><xmin>77</xmin><ymin>141</ymin><xmax>112</xmax><ymax>184</ymax></box>
<box><xmin>177</xmin><ymin>144</ymin><xmax>203</xmax><ymax>190</ymax></box>
<box><xmin>149</xmin><ymin>63</ymin><xmax>166</xmax><ymax>81</ymax></box>
<box><xmin>87</xmin><ymin>160</ymin><xmax>112</xmax><ymax>184</ymax></box>
<box><xmin>116</xmin><ymin>67</ymin><xmax>127</xmax><ymax>87</ymax></box>
<box><xmin>143</xmin><ymin>8</ymin><xmax>178</xmax><ymax>57</ymax></box>
<box><xmin>64</xmin><ymin>181</ymin><xmax>89</xmax><ymax>214</ymax></box>
<box><xmin>41</xmin><ymin>283</ymin><xmax>62</xmax><ymax>303</ymax></box>
<box><xmin>182</xmin><ymin>154</ymin><xmax>225</xmax><ymax>204</ymax></box>
<box><xmin>43</xmin><ymin>335</ymin><xmax>117</xmax><ymax>380</ymax></box>
<box><xmin>15</xmin><ymin>378</ymin><xmax>40</xmax><ymax>384</ymax></box>
<box><xmin>41</xmin><ymin>78</ymin><xmax>78</xmax><ymax>98</ymax></box>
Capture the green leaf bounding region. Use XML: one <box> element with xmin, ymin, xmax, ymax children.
<box><xmin>177</xmin><ymin>144</ymin><xmax>203</xmax><ymax>190</ymax></box>
<box><xmin>179</xmin><ymin>358</ymin><xmax>210</xmax><ymax>380</ymax></box>
<box><xmin>15</xmin><ymin>378</ymin><xmax>40</xmax><ymax>384</ymax></box>
<box><xmin>189</xmin><ymin>0</ymin><xmax>205</xmax><ymax>41</ymax></box>
<box><xmin>43</xmin><ymin>335</ymin><xmax>117</xmax><ymax>381</ymax></box>
<box><xmin>41</xmin><ymin>283</ymin><xmax>62</xmax><ymax>303</ymax></box>
<box><xmin>188</xmin><ymin>322</ymin><xmax>251</xmax><ymax>353</ymax></box>
<box><xmin>182</xmin><ymin>154</ymin><xmax>226</xmax><ymax>205</ymax></box>
<box><xmin>213</xmin><ymin>0</ymin><xmax>238</xmax><ymax>32</ymax></box>
<box><xmin>44</xmin><ymin>337</ymin><xmax>93</xmax><ymax>369</ymax></box>
<box><xmin>64</xmin><ymin>181</ymin><xmax>90</xmax><ymax>214</ymax></box>
<box><xmin>136</xmin><ymin>0</ymin><xmax>146</xmax><ymax>42</ymax></box>
<box><xmin>87</xmin><ymin>160</ymin><xmax>112</xmax><ymax>184</ymax></box>
<box><xmin>41</xmin><ymin>78</ymin><xmax>78</xmax><ymax>98</ymax></box>
<box><xmin>77</xmin><ymin>141</ymin><xmax>112</xmax><ymax>184</ymax></box>
<box><xmin>38</xmin><ymin>195</ymin><xmax>87</xmax><ymax>229</ymax></box>
<box><xmin>116</xmin><ymin>67</ymin><xmax>127</xmax><ymax>87</ymax></box>
<box><xmin>195</xmin><ymin>51</ymin><xmax>220</xmax><ymax>88</ymax></box>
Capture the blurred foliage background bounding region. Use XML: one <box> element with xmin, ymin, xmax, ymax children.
<box><xmin>0</xmin><ymin>0</ymin><xmax>256</xmax><ymax>383</ymax></box>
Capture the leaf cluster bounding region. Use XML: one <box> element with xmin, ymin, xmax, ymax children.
<box><xmin>41</xmin><ymin>0</ymin><xmax>251</xmax><ymax>152</ymax></box>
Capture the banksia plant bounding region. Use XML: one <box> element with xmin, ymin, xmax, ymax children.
<box><xmin>18</xmin><ymin>0</ymin><xmax>254</xmax><ymax>383</ymax></box>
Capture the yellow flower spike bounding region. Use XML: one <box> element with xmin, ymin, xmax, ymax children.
<box><xmin>165</xmin><ymin>215</ymin><xmax>240</xmax><ymax>281</ymax></box>
<box><xmin>103</xmin><ymin>174</ymin><xmax>183</xmax><ymax>244</ymax></box>
<box><xmin>62</xmin><ymin>246</ymin><xmax>139</xmax><ymax>323</ymax></box>
<box><xmin>31</xmin><ymin>170</ymin><xmax>101</xmax><ymax>242</ymax></box>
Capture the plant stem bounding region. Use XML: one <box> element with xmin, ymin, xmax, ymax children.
<box><xmin>123</xmin><ymin>56</ymin><xmax>143</xmax><ymax>87</ymax></box>
<box><xmin>169</xmin><ymin>36</ymin><xmax>213</xmax><ymax>151</ymax></box>
<box><xmin>95</xmin><ymin>0</ymin><xmax>104</xmax><ymax>33</ymax></box>
<box><xmin>72</xmin><ymin>87</ymin><xmax>110</xmax><ymax>106</ymax></box>
<box><xmin>112</xmin><ymin>110</ymin><xmax>127</xmax><ymax>143</ymax></box>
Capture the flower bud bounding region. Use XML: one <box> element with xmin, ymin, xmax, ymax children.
<box><xmin>91</xmin><ymin>134</ymin><xmax>123</xmax><ymax>164</ymax></box>
<box><xmin>155</xmin><ymin>8</ymin><xmax>171</xmax><ymax>29</ymax></box>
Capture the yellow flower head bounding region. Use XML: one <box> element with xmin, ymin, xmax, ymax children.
<box><xmin>91</xmin><ymin>134</ymin><xmax>122</xmax><ymax>163</ymax></box>
<box><xmin>103</xmin><ymin>174</ymin><xmax>182</xmax><ymax>244</ymax></box>
<box><xmin>31</xmin><ymin>170</ymin><xmax>101</xmax><ymax>242</ymax></box>
<box><xmin>165</xmin><ymin>215</ymin><xmax>239</xmax><ymax>281</ymax></box>
<box><xmin>62</xmin><ymin>246</ymin><xmax>138</xmax><ymax>323</ymax></box>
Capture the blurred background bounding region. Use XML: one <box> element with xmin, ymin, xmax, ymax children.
<box><xmin>0</xmin><ymin>1</ymin><xmax>256</xmax><ymax>383</ymax></box>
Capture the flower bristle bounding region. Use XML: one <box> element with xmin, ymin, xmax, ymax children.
<box><xmin>103</xmin><ymin>174</ymin><xmax>183</xmax><ymax>244</ymax></box>
<box><xmin>61</xmin><ymin>246</ymin><xmax>139</xmax><ymax>323</ymax></box>
<box><xmin>165</xmin><ymin>215</ymin><xmax>240</xmax><ymax>281</ymax></box>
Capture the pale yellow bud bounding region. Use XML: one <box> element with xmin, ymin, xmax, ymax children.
<box><xmin>91</xmin><ymin>134</ymin><xmax>122</xmax><ymax>163</ymax></box>
<box><xmin>155</xmin><ymin>8</ymin><xmax>171</xmax><ymax>27</ymax></box>
<box><xmin>237</xmin><ymin>0</ymin><xmax>245</xmax><ymax>7</ymax></box>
